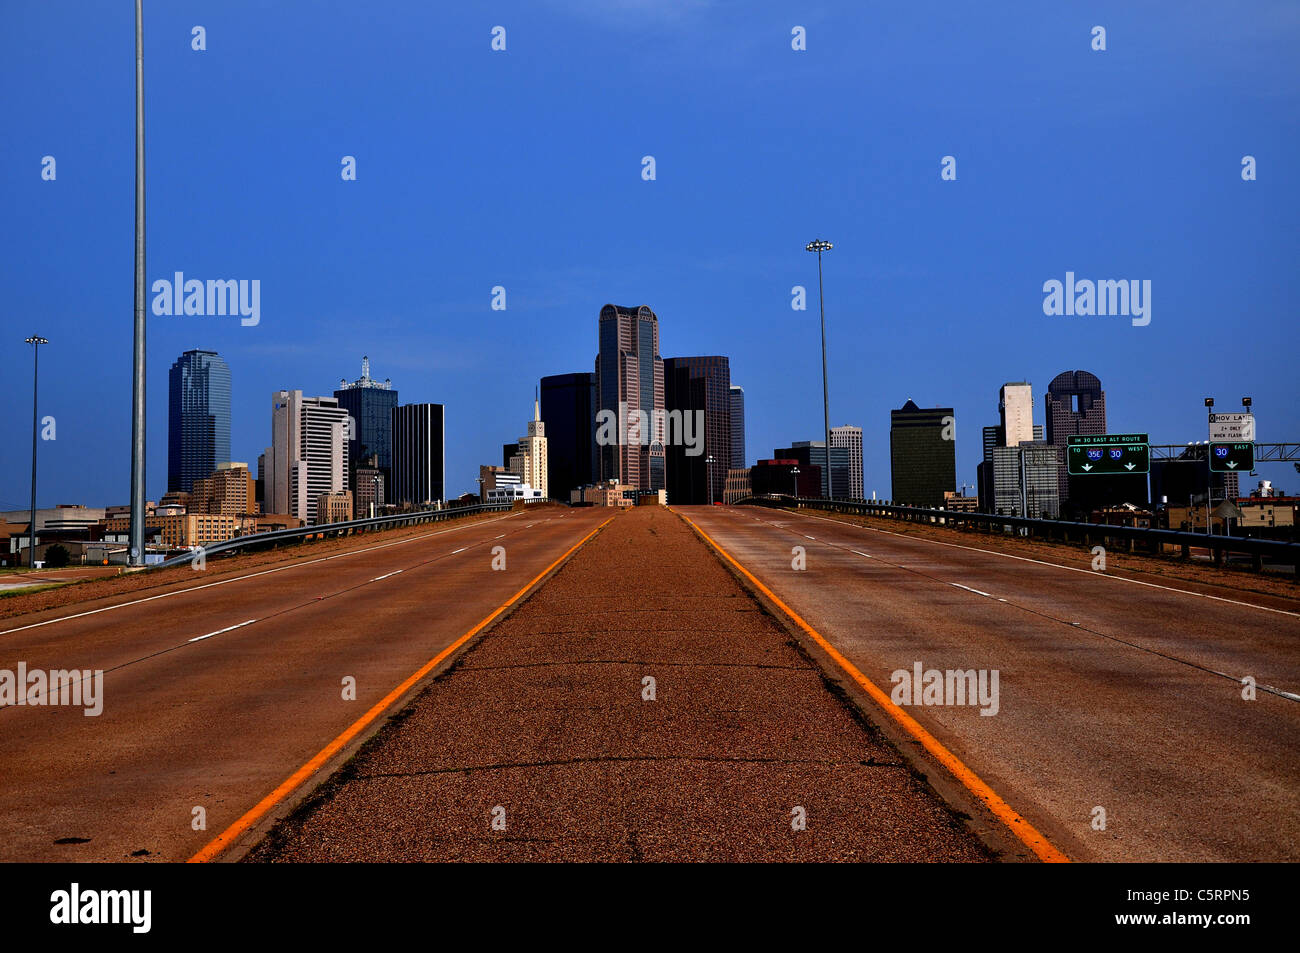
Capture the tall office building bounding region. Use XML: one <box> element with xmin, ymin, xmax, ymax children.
<box><xmin>729</xmin><ymin>385</ymin><xmax>746</xmax><ymax>470</ymax></box>
<box><xmin>507</xmin><ymin>395</ymin><xmax>549</xmax><ymax>498</ymax></box>
<box><xmin>334</xmin><ymin>356</ymin><xmax>398</xmax><ymax>494</ymax></box>
<box><xmin>392</xmin><ymin>403</ymin><xmax>445</xmax><ymax>506</ymax></box>
<box><xmin>1045</xmin><ymin>370</ymin><xmax>1106</xmax><ymax>506</ymax></box>
<box><xmin>269</xmin><ymin>390</ymin><xmax>349</xmax><ymax>524</ymax></box>
<box><xmin>831</xmin><ymin>425</ymin><xmax>864</xmax><ymax>499</ymax></box>
<box><xmin>664</xmin><ymin>356</ymin><xmax>731</xmax><ymax>505</ymax></box>
<box><xmin>889</xmin><ymin>400</ymin><xmax>956</xmax><ymax>507</ymax></box>
<box><xmin>979</xmin><ymin>385</ymin><xmax>1049</xmax><ymax>513</ymax></box>
<box><xmin>991</xmin><ymin>443</ymin><xmax>1061</xmax><ymax>518</ymax></box>
<box><xmin>775</xmin><ymin>442</ymin><xmax>850</xmax><ymax>499</ymax></box>
<box><xmin>999</xmin><ymin>382</ymin><xmax>1035</xmax><ymax>447</ymax></box>
<box><xmin>540</xmin><ymin>373</ymin><xmax>596</xmax><ymax>502</ymax></box>
<box><xmin>168</xmin><ymin>350</ymin><xmax>231</xmax><ymax>493</ymax></box>
<box><xmin>595</xmin><ymin>304</ymin><xmax>665</xmax><ymax>492</ymax></box>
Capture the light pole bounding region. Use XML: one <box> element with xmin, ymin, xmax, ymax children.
<box><xmin>791</xmin><ymin>465</ymin><xmax>800</xmax><ymax>500</ymax></box>
<box><xmin>128</xmin><ymin>0</ymin><xmax>148</xmax><ymax>566</ymax></box>
<box><xmin>806</xmin><ymin>239</ymin><xmax>833</xmax><ymax>498</ymax></box>
<box><xmin>26</xmin><ymin>335</ymin><xmax>48</xmax><ymax>568</ymax></box>
<box><xmin>705</xmin><ymin>454</ymin><xmax>715</xmax><ymax>505</ymax></box>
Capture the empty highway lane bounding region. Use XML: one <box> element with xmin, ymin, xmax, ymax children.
<box><xmin>0</xmin><ymin>507</ymin><xmax>609</xmax><ymax>862</ymax></box>
<box><xmin>679</xmin><ymin>505</ymin><xmax>1300</xmax><ymax>862</ymax></box>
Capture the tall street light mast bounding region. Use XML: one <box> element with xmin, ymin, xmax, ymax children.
<box><xmin>26</xmin><ymin>335</ymin><xmax>48</xmax><ymax>567</ymax></box>
<box><xmin>129</xmin><ymin>0</ymin><xmax>148</xmax><ymax>566</ymax></box>
<box><xmin>806</xmin><ymin>239</ymin><xmax>833</xmax><ymax>499</ymax></box>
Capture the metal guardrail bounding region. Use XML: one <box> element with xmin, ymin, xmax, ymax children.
<box><xmin>152</xmin><ymin>503</ymin><xmax>513</xmax><ymax>571</ymax></box>
<box><xmin>736</xmin><ymin>496</ymin><xmax>1300</xmax><ymax>573</ymax></box>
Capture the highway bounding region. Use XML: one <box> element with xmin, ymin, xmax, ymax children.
<box><xmin>0</xmin><ymin>507</ymin><xmax>609</xmax><ymax>862</ymax></box>
<box><xmin>3</xmin><ymin>501</ymin><xmax>1295</xmax><ymax>863</ymax></box>
<box><xmin>679</xmin><ymin>505</ymin><xmax>1300</xmax><ymax>862</ymax></box>
<box><xmin>249</xmin><ymin>506</ymin><xmax>991</xmax><ymax>862</ymax></box>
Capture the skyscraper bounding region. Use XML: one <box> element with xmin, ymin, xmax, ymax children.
<box><xmin>168</xmin><ymin>350</ymin><xmax>231</xmax><ymax>493</ymax></box>
<box><xmin>999</xmin><ymin>382</ymin><xmax>1035</xmax><ymax>447</ymax></box>
<box><xmin>664</xmin><ymin>355</ymin><xmax>731</xmax><ymax>504</ymax></box>
<box><xmin>831</xmin><ymin>425</ymin><xmax>863</xmax><ymax>499</ymax></box>
<box><xmin>391</xmin><ymin>403</ymin><xmax>445</xmax><ymax>506</ymax></box>
<box><xmin>540</xmin><ymin>372</ymin><xmax>596</xmax><ymax>502</ymax></box>
<box><xmin>729</xmin><ymin>385</ymin><xmax>746</xmax><ymax>470</ymax></box>
<box><xmin>980</xmin><ymin>385</ymin><xmax>1048</xmax><ymax>514</ymax></box>
<box><xmin>507</xmin><ymin>395</ymin><xmax>548</xmax><ymax>497</ymax></box>
<box><xmin>889</xmin><ymin>399</ymin><xmax>956</xmax><ymax>507</ymax></box>
<box><xmin>334</xmin><ymin>356</ymin><xmax>398</xmax><ymax>495</ymax></box>
<box><xmin>1045</xmin><ymin>370</ymin><xmax>1107</xmax><ymax>506</ymax></box>
<box><xmin>991</xmin><ymin>443</ymin><xmax>1061</xmax><ymax>518</ymax></box>
<box><xmin>269</xmin><ymin>390</ymin><xmax>349</xmax><ymax>523</ymax></box>
<box><xmin>595</xmin><ymin>304</ymin><xmax>665</xmax><ymax>492</ymax></box>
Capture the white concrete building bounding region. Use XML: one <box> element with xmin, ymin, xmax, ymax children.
<box><xmin>999</xmin><ymin>382</ymin><xmax>1035</xmax><ymax>447</ymax></box>
<box><xmin>270</xmin><ymin>390</ymin><xmax>349</xmax><ymax>524</ymax></box>
<box><xmin>507</xmin><ymin>398</ymin><xmax>548</xmax><ymax>499</ymax></box>
<box><xmin>830</xmin><ymin>425</ymin><xmax>864</xmax><ymax>499</ymax></box>
<box><xmin>486</xmin><ymin>482</ymin><xmax>545</xmax><ymax>504</ymax></box>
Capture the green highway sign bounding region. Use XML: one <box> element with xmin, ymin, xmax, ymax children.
<box><xmin>1066</xmin><ymin>434</ymin><xmax>1150</xmax><ymax>475</ymax></box>
<box><xmin>1067</xmin><ymin>433</ymin><xmax>1148</xmax><ymax>446</ymax></box>
<box><xmin>1209</xmin><ymin>442</ymin><xmax>1254</xmax><ymax>473</ymax></box>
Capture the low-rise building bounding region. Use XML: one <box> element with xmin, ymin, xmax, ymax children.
<box><xmin>315</xmin><ymin>492</ymin><xmax>354</xmax><ymax>525</ymax></box>
<box><xmin>724</xmin><ymin>467</ymin><xmax>752</xmax><ymax>504</ymax></box>
<box><xmin>192</xmin><ymin>462</ymin><xmax>256</xmax><ymax>515</ymax></box>
<box><xmin>750</xmin><ymin>459</ymin><xmax>821</xmax><ymax>498</ymax></box>
<box><xmin>570</xmin><ymin>481</ymin><xmax>636</xmax><ymax>508</ymax></box>
<box><xmin>486</xmin><ymin>483</ymin><xmax>545</xmax><ymax>504</ymax></box>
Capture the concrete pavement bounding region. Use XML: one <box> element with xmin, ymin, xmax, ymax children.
<box><xmin>680</xmin><ymin>504</ymin><xmax>1300</xmax><ymax>862</ymax></box>
<box><xmin>0</xmin><ymin>507</ymin><xmax>608</xmax><ymax>861</ymax></box>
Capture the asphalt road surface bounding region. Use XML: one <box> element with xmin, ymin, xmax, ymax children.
<box><xmin>0</xmin><ymin>508</ymin><xmax>607</xmax><ymax>861</ymax></box>
<box><xmin>250</xmin><ymin>506</ymin><xmax>989</xmax><ymax>862</ymax></box>
<box><xmin>679</xmin><ymin>504</ymin><xmax>1300</xmax><ymax>862</ymax></box>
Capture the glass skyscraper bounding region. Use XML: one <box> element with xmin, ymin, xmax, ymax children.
<box><xmin>334</xmin><ymin>356</ymin><xmax>398</xmax><ymax>492</ymax></box>
<box><xmin>664</xmin><ymin>355</ymin><xmax>731</xmax><ymax>505</ymax></box>
<box><xmin>168</xmin><ymin>349</ymin><xmax>231</xmax><ymax>493</ymax></box>
<box><xmin>595</xmin><ymin>304</ymin><xmax>665</xmax><ymax>491</ymax></box>
<box><xmin>540</xmin><ymin>372</ymin><xmax>597</xmax><ymax>501</ymax></box>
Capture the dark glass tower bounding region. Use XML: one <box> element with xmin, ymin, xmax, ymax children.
<box><xmin>334</xmin><ymin>357</ymin><xmax>398</xmax><ymax>492</ymax></box>
<box><xmin>167</xmin><ymin>349</ymin><xmax>231</xmax><ymax>493</ymax></box>
<box><xmin>391</xmin><ymin>403</ymin><xmax>445</xmax><ymax>506</ymax></box>
<box><xmin>540</xmin><ymin>372</ymin><xmax>597</xmax><ymax>501</ymax></box>
<box><xmin>729</xmin><ymin>384</ymin><xmax>746</xmax><ymax>470</ymax></box>
<box><xmin>888</xmin><ymin>399</ymin><xmax>956</xmax><ymax>506</ymax></box>
<box><xmin>664</xmin><ymin>356</ymin><xmax>731</xmax><ymax>504</ymax></box>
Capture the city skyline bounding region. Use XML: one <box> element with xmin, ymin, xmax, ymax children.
<box><xmin>3</xmin><ymin>3</ymin><xmax>1297</xmax><ymax>510</ymax></box>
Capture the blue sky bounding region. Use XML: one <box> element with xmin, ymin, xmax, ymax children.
<box><xmin>2</xmin><ymin>0</ymin><xmax>1297</xmax><ymax>507</ymax></box>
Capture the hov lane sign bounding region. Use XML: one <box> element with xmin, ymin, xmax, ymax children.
<box><xmin>1209</xmin><ymin>442</ymin><xmax>1254</xmax><ymax>472</ymax></box>
<box><xmin>1209</xmin><ymin>413</ymin><xmax>1255</xmax><ymax>441</ymax></box>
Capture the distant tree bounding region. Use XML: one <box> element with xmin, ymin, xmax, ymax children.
<box><xmin>44</xmin><ymin>544</ymin><xmax>71</xmax><ymax>568</ymax></box>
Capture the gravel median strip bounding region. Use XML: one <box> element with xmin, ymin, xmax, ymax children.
<box><xmin>247</xmin><ymin>506</ymin><xmax>992</xmax><ymax>862</ymax></box>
